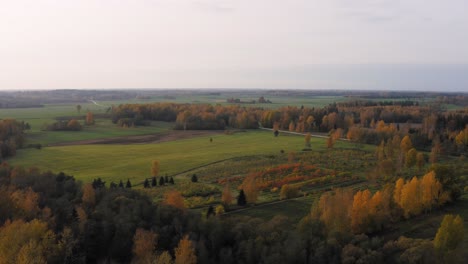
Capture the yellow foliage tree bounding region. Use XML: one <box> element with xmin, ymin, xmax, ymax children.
<box><xmin>393</xmin><ymin>178</ymin><xmax>405</xmax><ymax>205</ymax></box>
<box><xmin>400</xmin><ymin>135</ymin><xmax>413</xmax><ymax>154</ymax></box>
<box><xmin>156</xmin><ymin>251</ymin><xmax>173</xmax><ymax>264</ymax></box>
<box><xmin>351</xmin><ymin>190</ymin><xmax>371</xmax><ymax>233</ymax></box>
<box><xmin>280</xmin><ymin>184</ymin><xmax>299</xmax><ymax>200</ymax></box>
<box><xmin>174</xmin><ymin>235</ymin><xmax>197</xmax><ymax>264</ymax></box>
<box><xmin>0</xmin><ymin>219</ymin><xmax>56</xmax><ymax>264</ymax></box>
<box><xmin>434</xmin><ymin>214</ymin><xmax>464</xmax><ymax>253</ymax></box>
<box><xmin>455</xmin><ymin>126</ymin><xmax>468</xmax><ymax>150</ymax></box>
<box><xmin>317</xmin><ymin>188</ymin><xmax>353</xmax><ymax>234</ymax></box>
<box><xmin>400</xmin><ymin>176</ymin><xmax>422</xmax><ymax>218</ymax></box>
<box><xmin>215</xmin><ymin>205</ymin><xmax>225</xmax><ymax>215</ymax></box>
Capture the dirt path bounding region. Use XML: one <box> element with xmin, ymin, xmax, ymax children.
<box><xmin>48</xmin><ymin>130</ymin><xmax>224</xmax><ymax>146</ymax></box>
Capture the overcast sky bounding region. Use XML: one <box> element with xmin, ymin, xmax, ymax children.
<box><xmin>1</xmin><ymin>0</ymin><xmax>467</xmax><ymax>91</ymax></box>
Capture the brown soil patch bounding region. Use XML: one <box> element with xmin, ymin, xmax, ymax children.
<box><xmin>48</xmin><ymin>130</ymin><xmax>224</xmax><ymax>146</ymax></box>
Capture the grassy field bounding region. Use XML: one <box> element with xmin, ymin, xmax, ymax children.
<box><xmin>10</xmin><ymin>130</ymin><xmax>362</xmax><ymax>183</ymax></box>
<box><xmin>27</xmin><ymin>120</ymin><xmax>173</xmax><ymax>145</ymax></box>
<box><xmin>0</xmin><ymin>103</ymin><xmax>175</xmax><ymax>145</ymax></box>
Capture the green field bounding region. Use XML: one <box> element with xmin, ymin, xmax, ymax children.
<box><xmin>0</xmin><ymin>103</ymin><xmax>175</xmax><ymax>145</ymax></box>
<box><xmin>10</xmin><ymin>130</ymin><xmax>360</xmax><ymax>184</ymax></box>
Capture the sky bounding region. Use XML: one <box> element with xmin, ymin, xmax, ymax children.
<box><xmin>0</xmin><ymin>0</ymin><xmax>467</xmax><ymax>91</ymax></box>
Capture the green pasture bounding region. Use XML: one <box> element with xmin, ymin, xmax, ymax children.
<box><xmin>0</xmin><ymin>103</ymin><xmax>175</xmax><ymax>145</ymax></box>
<box><xmin>28</xmin><ymin>120</ymin><xmax>173</xmax><ymax>146</ymax></box>
<box><xmin>0</xmin><ymin>103</ymin><xmax>105</xmax><ymax>131</ymax></box>
<box><xmin>9</xmin><ymin>130</ymin><xmax>361</xmax><ymax>184</ymax></box>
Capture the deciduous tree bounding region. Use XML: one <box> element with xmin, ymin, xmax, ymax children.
<box><xmin>85</xmin><ymin>112</ymin><xmax>94</xmax><ymax>125</ymax></box>
<box><xmin>164</xmin><ymin>190</ymin><xmax>185</xmax><ymax>210</ymax></box>
<box><xmin>151</xmin><ymin>160</ymin><xmax>160</xmax><ymax>177</ymax></box>
<box><xmin>400</xmin><ymin>135</ymin><xmax>413</xmax><ymax>154</ymax></box>
<box><xmin>241</xmin><ymin>174</ymin><xmax>258</xmax><ymax>204</ymax></box>
<box><xmin>132</xmin><ymin>228</ymin><xmax>157</xmax><ymax>264</ymax></box>
<box><xmin>174</xmin><ymin>235</ymin><xmax>197</xmax><ymax>264</ymax></box>
<box><xmin>221</xmin><ymin>184</ymin><xmax>233</xmax><ymax>207</ymax></box>
<box><xmin>434</xmin><ymin>214</ymin><xmax>464</xmax><ymax>253</ymax></box>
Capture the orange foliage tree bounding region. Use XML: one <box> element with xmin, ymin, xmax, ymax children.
<box><xmin>164</xmin><ymin>190</ymin><xmax>186</xmax><ymax>210</ymax></box>
<box><xmin>174</xmin><ymin>235</ymin><xmax>197</xmax><ymax>264</ymax></box>
<box><xmin>85</xmin><ymin>112</ymin><xmax>94</xmax><ymax>125</ymax></box>
<box><xmin>151</xmin><ymin>160</ymin><xmax>160</xmax><ymax>177</ymax></box>
<box><xmin>221</xmin><ymin>184</ymin><xmax>233</xmax><ymax>207</ymax></box>
<box><xmin>132</xmin><ymin>228</ymin><xmax>157</xmax><ymax>263</ymax></box>
<box><xmin>240</xmin><ymin>174</ymin><xmax>259</xmax><ymax>204</ymax></box>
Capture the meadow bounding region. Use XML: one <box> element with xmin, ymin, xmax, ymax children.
<box><xmin>11</xmin><ymin>130</ymin><xmax>360</xmax><ymax>183</ymax></box>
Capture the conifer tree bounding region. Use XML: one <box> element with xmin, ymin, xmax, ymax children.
<box><xmin>237</xmin><ymin>189</ymin><xmax>247</xmax><ymax>206</ymax></box>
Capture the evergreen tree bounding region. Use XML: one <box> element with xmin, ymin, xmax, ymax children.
<box><xmin>143</xmin><ymin>179</ymin><xmax>150</xmax><ymax>188</ymax></box>
<box><xmin>110</xmin><ymin>182</ymin><xmax>117</xmax><ymax>188</ymax></box>
<box><xmin>118</xmin><ymin>180</ymin><xmax>124</xmax><ymax>188</ymax></box>
<box><xmin>151</xmin><ymin>177</ymin><xmax>157</xmax><ymax>187</ymax></box>
<box><xmin>92</xmin><ymin>178</ymin><xmax>105</xmax><ymax>189</ymax></box>
<box><xmin>126</xmin><ymin>179</ymin><xmax>132</xmax><ymax>188</ymax></box>
<box><xmin>165</xmin><ymin>175</ymin><xmax>169</xmax><ymax>183</ymax></box>
<box><xmin>159</xmin><ymin>176</ymin><xmax>165</xmax><ymax>186</ymax></box>
<box><xmin>191</xmin><ymin>174</ymin><xmax>198</xmax><ymax>183</ymax></box>
<box><xmin>169</xmin><ymin>177</ymin><xmax>175</xmax><ymax>185</ymax></box>
<box><xmin>237</xmin><ymin>189</ymin><xmax>247</xmax><ymax>206</ymax></box>
<box><xmin>206</xmin><ymin>205</ymin><xmax>215</xmax><ymax>218</ymax></box>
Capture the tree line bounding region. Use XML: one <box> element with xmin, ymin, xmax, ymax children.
<box><xmin>110</xmin><ymin>102</ymin><xmax>468</xmax><ymax>155</ymax></box>
<box><xmin>0</xmin><ymin>119</ymin><xmax>27</xmax><ymax>159</ymax></box>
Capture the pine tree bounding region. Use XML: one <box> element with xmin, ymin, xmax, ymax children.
<box><xmin>191</xmin><ymin>174</ymin><xmax>198</xmax><ymax>183</ymax></box>
<box><xmin>206</xmin><ymin>205</ymin><xmax>215</xmax><ymax>218</ymax></box>
<box><xmin>126</xmin><ymin>179</ymin><xmax>132</xmax><ymax>188</ymax></box>
<box><xmin>169</xmin><ymin>177</ymin><xmax>175</xmax><ymax>185</ymax></box>
<box><xmin>118</xmin><ymin>180</ymin><xmax>124</xmax><ymax>188</ymax></box>
<box><xmin>159</xmin><ymin>176</ymin><xmax>165</xmax><ymax>186</ymax></box>
<box><xmin>237</xmin><ymin>189</ymin><xmax>247</xmax><ymax>206</ymax></box>
<box><xmin>143</xmin><ymin>179</ymin><xmax>150</xmax><ymax>188</ymax></box>
<box><xmin>151</xmin><ymin>177</ymin><xmax>157</xmax><ymax>187</ymax></box>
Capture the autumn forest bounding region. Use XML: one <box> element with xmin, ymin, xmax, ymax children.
<box><xmin>0</xmin><ymin>89</ymin><xmax>467</xmax><ymax>264</ymax></box>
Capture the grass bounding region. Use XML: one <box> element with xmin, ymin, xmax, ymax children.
<box><xmin>27</xmin><ymin>120</ymin><xmax>173</xmax><ymax>145</ymax></box>
<box><xmin>0</xmin><ymin>102</ymin><xmax>175</xmax><ymax>145</ymax></box>
<box><xmin>10</xmin><ymin>130</ymin><xmax>361</xmax><ymax>183</ymax></box>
